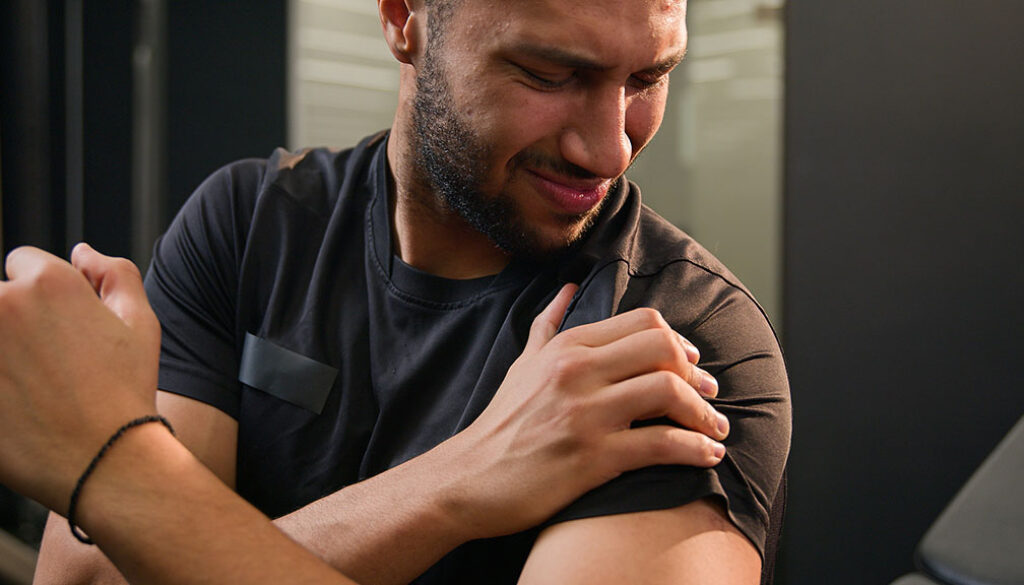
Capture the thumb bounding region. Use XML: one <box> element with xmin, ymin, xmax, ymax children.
<box><xmin>524</xmin><ymin>283</ymin><xmax>578</xmax><ymax>354</ymax></box>
<box><xmin>70</xmin><ymin>243</ymin><xmax>159</xmax><ymax>341</ymax></box>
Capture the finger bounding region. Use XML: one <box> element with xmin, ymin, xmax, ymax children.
<box><xmin>598</xmin><ymin>371</ymin><xmax>729</xmax><ymax>440</ymax></box>
<box><xmin>605</xmin><ymin>425</ymin><xmax>726</xmax><ymax>470</ymax></box>
<box><xmin>560</xmin><ymin>307</ymin><xmax>667</xmax><ymax>347</ymax></box>
<box><xmin>524</xmin><ymin>283</ymin><xmax>579</xmax><ymax>353</ymax></box>
<box><xmin>71</xmin><ymin>242</ymin><xmax>108</xmax><ymax>292</ymax></box>
<box><xmin>71</xmin><ymin>243</ymin><xmax>159</xmax><ymax>339</ymax></box>
<box><xmin>4</xmin><ymin>246</ymin><xmax>65</xmax><ymax>282</ymax></box>
<box><xmin>591</xmin><ymin>327</ymin><xmax>719</xmax><ymax>398</ymax></box>
<box><xmin>561</xmin><ymin>308</ymin><xmax>699</xmax><ymax>363</ymax></box>
<box><xmin>678</xmin><ymin>335</ymin><xmax>700</xmax><ymax>365</ymax></box>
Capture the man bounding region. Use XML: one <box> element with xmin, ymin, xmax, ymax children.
<box><xmin>36</xmin><ymin>0</ymin><xmax>790</xmax><ymax>583</ymax></box>
<box><xmin>0</xmin><ymin>244</ymin><xmax>733</xmax><ymax>585</ymax></box>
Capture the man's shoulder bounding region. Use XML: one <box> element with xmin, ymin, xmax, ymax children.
<box><xmin>188</xmin><ymin>131</ymin><xmax>388</xmax><ymax>222</ymax></box>
<box><xmin>605</xmin><ymin>199</ymin><xmax>750</xmax><ymax>302</ymax></box>
<box><xmin>576</xmin><ymin>194</ymin><xmax>775</xmax><ymax>342</ymax></box>
<box><xmin>633</xmin><ymin>205</ymin><xmax>730</xmax><ymax>274</ymax></box>
<box><xmin>250</xmin><ymin>131</ymin><xmax>388</xmax><ymax>217</ymax></box>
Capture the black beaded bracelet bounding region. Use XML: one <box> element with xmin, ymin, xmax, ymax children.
<box><xmin>68</xmin><ymin>415</ymin><xmax>176</xmax><ymax>544</ymax></box>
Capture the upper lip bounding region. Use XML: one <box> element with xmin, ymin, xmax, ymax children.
<box><xmin>528</xmin><ymin>168</ymin><xmax>609</xmax><ymax>193</ymax></box>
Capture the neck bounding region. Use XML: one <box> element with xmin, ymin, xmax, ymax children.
<box><xmin>386</xmin><ymin>109</ymin><xmax>510</xmax><ymax>280</ymax></box>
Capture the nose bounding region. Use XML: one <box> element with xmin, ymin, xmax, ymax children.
<box><xmin>559</xmin><ymin>86</ymin><xmax>632</xmax><ymax>180</ymax></box>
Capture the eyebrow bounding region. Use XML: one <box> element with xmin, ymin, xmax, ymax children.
<box><xmin>640</xmin><ymin>49</ymin><xmax>687</xmax><ymax>76</ymax></box>
<box><xmin>508</xmin><ymin>43</ymin><xmax>687</xmax><ymax>75</ymax></box>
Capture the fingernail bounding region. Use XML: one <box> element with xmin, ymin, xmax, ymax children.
<box><xmin>677</xmin><ymin>333</ymin><xmax>700</xmax><ymax>362</ymax></box>
<box><xmin>712</xmin><ymin>441</ymin><xmax>726</xmax><ymax>459</ymax></box>
<box><xmin>716</xmin><ymin>412</ymin><xmax>730</xmax><ymax>438</ymax></box>
<box><xmin>698</xmin><ymin>369</ymin><xmax>718</xmax><ymax>397</ymax></box>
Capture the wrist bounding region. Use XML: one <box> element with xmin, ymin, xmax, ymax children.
<box><xmin>68</xmin><ymin>415</ymin><xmax>175</xmax><ymax>543</ymax></box>
<box><xmin>420</xmin><ymin>429</ymin><xmax>497</xmax><ymax>542</ymax></box>
<box><xmin>73</xmin><ymin>422</ymin><xmax>191</xmax><ymax>540</ymax></box>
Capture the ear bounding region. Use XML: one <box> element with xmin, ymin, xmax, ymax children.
<box><xmin>379</xmin><ymin>0</ymin><xmax>422</xmax><ymax>65</ymax></box>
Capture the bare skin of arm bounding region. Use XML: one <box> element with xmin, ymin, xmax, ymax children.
<box><xmin>28</xmin><ymin>245</ymin><xmax>728</xmax><ymax>585</ymax></box>
<box><xmin>58</xmin><ymin>424</ymin><xmax>358</xmax><ymax>585</ymax></box>
<box><xmin>33</xmin><ymin>393</ymin><xmax>238</xmax><ymax>584</ymax></box>
<box><xmin>518</xmin><ymin>499</ymin><xmax>761</xmax><ymax>585</ymax></box>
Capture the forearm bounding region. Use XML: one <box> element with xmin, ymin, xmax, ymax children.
<box><xmin>34</xmin><ymin>514</ymin><xmax>129</xmax><ymax>585</ymax></box>
<box><xmin>275</xmin><ymin>436</ymin><xmax>481</xmax><ymax>585</ymax></box>
<box><xmin>35</xmin><ymin>404</ymin><xmax>481</xmax><ymax>585</ymax></box>
<box><xmin>71</xmin><ymin>424</ymin><xmax>355</xmax><ymax>585</ymax></box>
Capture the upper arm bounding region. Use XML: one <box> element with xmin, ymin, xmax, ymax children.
<box><xmin>517</xmin><ymin>498</ymin><xmax>760</xmax><ymax>585</ymax></box>
<box><xmin>156</xmin><ymin>391</ymin><xmax>238</xmax><ymax>488</ymax></box>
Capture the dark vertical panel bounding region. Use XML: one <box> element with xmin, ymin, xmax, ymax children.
<box><xmin>80</xmin><ymin>0</ymin><xmax>134</xmax><ymax>258</ymax></box>
<box><xmin>0</xmin><ymin>0</ymin><xmax>134</xmax><ymax>261</ymax></box>
<box><xmin>45</xmin><ymin>0</ymin><xmax>67</xmax><ymax>254</ymax></box>
<box><xmin>0</xmin><ymin>0</ymin><xmax>62</xmax><ymax>255</ymax></box>
<box><xmin>782</xmin><ymin>2</ymin><xmax>1024</xmax><ymax>584</ymax></box>
<box><xmin>2</xmin><ymin>0</ymin><xmax>286</xmax><ymax>271</ymax></box>
<box><xmin>131</xmin><ymin>0</ymin><xmax>167</xmax><ymax>268</ymax></box>
<box><xmin>65</xmin><ymin>0</ymin><xmax>84</xmax><ymax>247</ymax></box>
<box><xmin>165</xmin><ymin>0</ymin><xmax>287</xmax><ymax>222</ymax></box>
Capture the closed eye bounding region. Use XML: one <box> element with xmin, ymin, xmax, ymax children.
<box><xmin>629</xmin><ymin>73</ymin><xmax>668</xmax><ymax>91</ymax></box>
<box><xmin>515</xmin><ymin>63</ymin><xmax>575</xmax><ymax>89</ymax></box>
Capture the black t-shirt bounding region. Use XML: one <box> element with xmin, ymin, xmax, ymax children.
<box><xmin>144</xmin><ymin>132</ymin><xmax>791</xmax><ymax>582</ymax></box>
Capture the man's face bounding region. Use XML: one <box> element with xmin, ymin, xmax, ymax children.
<box><xmin>410</xmin><ymin>0</ymin><xmax>687</xmax><ymax>259</ymax></box>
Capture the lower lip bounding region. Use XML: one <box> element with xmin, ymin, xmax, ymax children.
<box><xmin>528</xmin><ymin>172</ymin><xmax>608</xmax><ymax>215</ymax></box>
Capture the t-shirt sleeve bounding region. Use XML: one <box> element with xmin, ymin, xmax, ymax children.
<box><xmin>143</xmin><ymin>160</ymin><xmax>265</xmax><ymax>419</ymax></box>
<box><xmin>548</xmin><ymin>259</ymin><xmax>792</xmax><ymax>558</ymax></box>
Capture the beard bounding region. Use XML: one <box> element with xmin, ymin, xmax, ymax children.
<box><xmin>410</xmin><ymin>48</ymin><xmax>606</xmax><ymax>262</ymax></box>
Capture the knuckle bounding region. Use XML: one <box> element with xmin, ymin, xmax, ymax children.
<box><xmin>112</xmin><ymin>257</ymin><xmax>142</xmax><ymax>279</ymax></box>
<box><xmin>528</xmin><ymin>315</ymin><xmax>548</xmax><ymax>338</ymax></box>
<box><xmin>29</xmin><ymin>262</ymin><xmax>66</xmax><ymax>291</ymax></box>
<box><xmin>652</xmin><ymin>328</ymin><xmax>686</xmax><ymax>364</ymax></box>
<box><xmin>633</xmin><ymin>307</ymin><xmax>667</xmax><ymax>329</ymax></box>
<box><xmin>552</xmin><ymin>326</ymin><xmax>580</xmax><ymax>347</ymax></box>
<box><xmin>548</xmin><ymin>350</ymin><xmax>586</xmax><ymax>383</ymax></box>
<box><xmin>647</xmin><ymin>429</ymin><xmax>677</xmax><ymax>460</ymax></box>
<box><xmin>654</xmin><ymin>371</ymin><xmax>685</xmax><ymax>402</ymax></box>
<box><xmin>4</xmin><ymin>245</ymin><xmax>28</xmax><ymax>268</ymax></box>
<box><xmin>653</xmin><ymin>369</ymin><xmax>679</xmax><ymax>390</ymax></box>
<box><xmin>529</xmin><ymin>310</ymin><xmax>547</xmax><ymax>329</ymax></box>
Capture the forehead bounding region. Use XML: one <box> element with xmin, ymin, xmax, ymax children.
<box><xmin>444</xmin><ymin>0</ymin><xmax>687</xmax><ymax>67</ymax></box>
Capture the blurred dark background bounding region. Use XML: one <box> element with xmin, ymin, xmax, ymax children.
<box><xmin>1</xmin><ymin>1</ymin><xmax>1022</xmax><ymax>584</ymax></box>
<box><xmin>0</xmin><ymin>0</ymin><xmax>285</xmax><ymax>263</ymax></box>
<box><xmin>782</xmin><ymin>1</ymin><xmax>1024</xmax><ymax>582</ymax></box>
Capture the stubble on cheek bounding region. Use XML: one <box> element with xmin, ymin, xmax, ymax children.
<box><xmin>409</xmin><ymin>47</ymin><xmax>607</xmax><ymax>260</ymax></box>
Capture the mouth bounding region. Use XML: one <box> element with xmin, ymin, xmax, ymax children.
<box><xmin>526</xmin><ymin>169</ymin><xmax>611</xmax><ymax>216</ymax></box>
